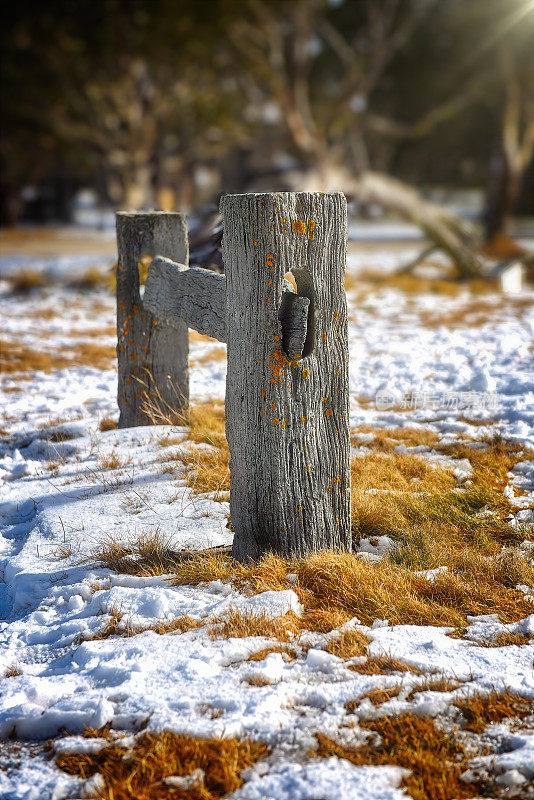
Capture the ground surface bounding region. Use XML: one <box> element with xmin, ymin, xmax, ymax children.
<box><xmin>0</xmin><ymin>229</ymin><xmax>533</xmax><ymax>800</ymax></box>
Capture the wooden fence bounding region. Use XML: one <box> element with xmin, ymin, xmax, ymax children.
<box><xmin>116</xmin><ymin>192</ymin><xmax>351</xmax><ymax>561</ymax></box>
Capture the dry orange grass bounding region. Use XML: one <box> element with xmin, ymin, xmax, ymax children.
<box><xmin>458</xmin><ymin>415</ymin><xmax>497</xmax><ymax>427</ymax></box>
<box><xmin>80</xmin><ymin>606</ymin><xmax>127</xmax><ymax>642</ymax></box>
<box><xmin>246</xmin><ymin>675</ymin><xmax>277</xmax><ymax>687</ymax></box>
<box><xmin>316</xmin><ymin>714</ymin><xmax>477</xmax><ymax>800</ymax></box>
<box><xmin>0</xmin><ymin>227</ymin><xmax>115</xmax><ymax>257</ymax></box>
<box><xmin>70</xmin><ymin>266</ymin><xmax>115</xmax><ymax>291</ymax></box>
<box><xmin>180</xmin><ymin>443</ymin><xmax>230</xmax><ymax>499</ymax></box>
<box><xmin>351</xmin><ymin>425</ymin><xmax>441</xmax><ymax>451</ymax></box>
<box><xmin>80</xmin><ymin>602</ymin><xmax>301</xmax><ymax>648</ymax></box>
<box><xmin>25</xmin><ymin>306</ymin><xmax>56</xmax><ymax>320</ymax></box>
<box><xmin>454</xmin><ymin>690</ymin><xmax>533</xmax><ymax>732</ymax></box>
<box><xmin>186</xmin><ymin>403</ymin><xmax>226</xmax><ymax>447</ymax></box>
<box><xmin>325</xmin><ymin>628</ymin><xmax>370</xmax><ymax>658</ymax></box>
<box><xmin>63</xmin><ymin>522</ymin><xmax>534</xmax><ymax>653</ymax></box>
<box><xmin>0</xmin><ymin>338</ymin><xmax>116</xmax><ymax>374</ymax></box>
<box><xmin>207</xmin><ymin>608</ymin><xmax>300</xmax><ymax>642</ymax></box>
<box><xmin>352</xmin><ymin>269</ymin><xmax>496</xmax><ymax>297</ymax></box>
<box><xmin>81</xmin><ymin>723</ymin><xmax>114</xmax><ymax>740</ymax></box>
<box><xmin>476</xmin><ymin>630</ymin><xmax>532</xmax><ymax>647</ymax></box>
<box><xmin>56</xmin><ymin>731</ymin><xmax>268</xmax><ymax>800</ymax></box>
<box><xmin>247</xmin><ymin>645</ymin><xmax>297</xmax><ymax>662</ymax></box>
<box><xmin>148</xmin><ymin>400</ymin><xmax>229</xmax><ymax>500</ymax></box>
<box><xmin>301</xmin><ymin>607</ymin><xmax>354</xmax><ymax>633</ymax></box>
<box><xmin>140</xmin><ymin>616</ymin><xmax>203</xmax><ymax>636</ymax></box>
<box><xmin>345</xmin><ymin>267</ymin><xmax>532</xmax><ymax>329</ymax></box>
<box><xmin>417</xmin><ymin>295</ymin><xmax>534</xmax><ymax>329</ymax></box>
<box><xmin>75</xmin><ymin>341</ymin><xmax>117</xmax><ymax>368</ymax></box>
<box><xmin>88</xmin><ymin>529</ymin><xmax>183</xmax><ymax>576</ymax></box>
<box><xmin>345</xmin><ymin>685</ymin><xmax>402</xmax><ymax>711</ymax></box>
<box><xmin>298</xmin><ymin>552</ymin><xmax>524</xmax><ymax>627</ymax></box>
<box><xmin>99</xmin><ymin>450</ymin><xmax>128</xmax><ymax>470</ymax></box>
<box><xmin>190</xmin><ymin>347</ymin><xmax>227</xmax><ymax>367</ymax></box>
<box><xmin>352</xmin><ymin>449</ymin><xmax>452</xmax><ymax>488</ymax></box>
<box><xmin>348</xmin><ymin>653</ymin><xmax>420</xmax><ymax>675</ymax></box>
<box><xmin>45</xmin><ymin>429</ymin><xmax>76</xmax><ymax>443</ymax></box>
<box><xmin>84</xmin><ymin>611</ymin><xmax>203</xmax><ymax>642</ymax></box>
<box><xmin>5</xmin><ymin>269</ymin><xmax>49</xmax><ymax>293</ymax></box>
<box><xmin>0</xmin><ymin>339</ymin><xmax>72</xmax><ymax>373</ymax></box>
<box><xmin>99</xmin><ymin>416</ymin><xmax>118</xmax><ymax>431</ymax></box>
<box><xmin>70</xmin><ymin>325</ymin><xmax>116</xmax><ymax>338</ymax></box>
<box><xmin>353</xmin><ymin>439</ymin><xmax>534</xmax><ymax>575</ymax></box>
<box><xmin>171</xmin><ymin>548</ymin><xmax>533</xmax><ymax>632</ymax></box>
<box><xmin>90</xmin><ymin>519</ymin><xmax>533</xmax><ymax>635</ymax></box>
<box><xmin>436</xmin><ymin>436</ymin><xmax>534</xmax><ymax>501</ymax></box>
<box><xmin>405</xmin><ymin>676</ymin><xmax>461</xmax><ymax>700</ymax></box>
<box><xmin>158</xmin><ymin>433</ymin><xmax>185</xmax><ymax>447</ymax></box>
<box><xmin>3</xmin><ymin>665</ymin><xmax>22</xmax><ymax>678</ymax></box>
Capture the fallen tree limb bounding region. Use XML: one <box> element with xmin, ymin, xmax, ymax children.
<box><xmin>351</xmin><ymin>172</ymin><xmax>486</xmax><ymax>278</ymax></box>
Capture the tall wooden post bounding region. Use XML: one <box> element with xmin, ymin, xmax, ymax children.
<box><xmin>116</xmin><ymin>212</ymin><xmax>189</xmax><ymax>428</ymax></box>
<box><xmin>221</xmin><ymin>192</ymin><xmax>351</xmax><ymax>560</ymax></box>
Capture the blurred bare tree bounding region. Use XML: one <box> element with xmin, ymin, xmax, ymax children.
<box><xmin>484</xmin><ymin>44</ymin><xmax>534</xmax><ymax>246</ymax></box>
<box><xmin>1</xmin><ymin>0</ymin><xmax>249</xmax><ymax>216</ymax></box>
<box><xmin>227</xmin><ymin>0</ymin><xmax>462</xmax><ymax>187</ymax></box>
<box><xmin>1</xmin><ymin>0</ymin><xmax>533</xmax><ymax>239</ymax></box>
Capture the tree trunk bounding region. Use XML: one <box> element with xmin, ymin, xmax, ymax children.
<box><xmin>484</xmin><ymin>146</ymin><xmax>522</xmax><ymax>244</ymax></box>
<box><xmin>221</xmin><ymin>191</ymin><xmax>351</xmax><ymax>561</ymax></box>
<box><xmin>116</xmin><ymin>212</ymin><xmax>189</xmax><ymax>427</ymax></box>
<box><xmin>353</xmin><ymin>172</ymin><xmax>484</xmax><ymax>278</ymax></box>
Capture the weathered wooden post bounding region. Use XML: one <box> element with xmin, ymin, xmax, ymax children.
<box><xmin>221</xmin><ymin>192</ymin><xmax>351</xmax><ymax>560</ymax></box>
<box><xmin>115</xmin><ymin>212</ymin><xmax>189</xmax><ymax>427</ymax></box>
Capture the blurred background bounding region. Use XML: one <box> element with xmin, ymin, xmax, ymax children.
<box><xmin>1</xmin><ymin>0</ymin><xmax>533</xmax><ymax>245</ymax></box>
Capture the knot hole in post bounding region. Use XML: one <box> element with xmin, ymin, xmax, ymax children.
<box><xmin>278</xmin><ymin>268</ymin><xmax>316</xmax><ymax>361</ymax></box>
<box><xmin>138</xmin><ymin>253</ymin><xmax>154</xmax><ymax>287</ymax></box>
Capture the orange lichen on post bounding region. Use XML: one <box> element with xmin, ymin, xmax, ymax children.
<box><xmin>268</xmin><ymin>347</ymin><xmax>289</xmax><ymax>384</ymax></box>
<box><xmin>292</xmin><ymin>220</ymin><xmax>306</xmax><ymax>234</ymax></box>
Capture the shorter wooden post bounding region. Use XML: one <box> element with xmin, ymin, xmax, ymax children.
<box><xmin>116</xmin><ymin>212</ymin><xmax>189</xmax><ymax>428</ymax></box>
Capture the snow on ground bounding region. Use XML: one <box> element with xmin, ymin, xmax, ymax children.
<box><xmin>0</xmin><ymin>241</ymin><xmax>533</xmax><ymax>799</ymax></box>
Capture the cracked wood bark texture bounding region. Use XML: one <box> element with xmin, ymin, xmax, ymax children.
<box><xmin>221</xmin><ymin>191</ymin><xmax>351</xmax><ymax>561</ymax></box>
<box><xmin>116</xmin><ymin>212</ymin><xmax>188</xmax><ymax>428</ymax></box>
<box><xmin>144</xmin><ymin>256</ymin><xmax>227</xmax><ymax>342</ymax></box>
